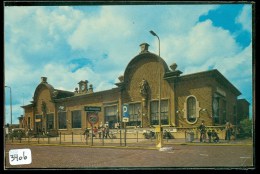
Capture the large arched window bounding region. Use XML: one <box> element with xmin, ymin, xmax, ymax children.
<box><xmin>187</xmin><ymin>96</ymin><xmax>196</xmax><ymax>123</ymax></box>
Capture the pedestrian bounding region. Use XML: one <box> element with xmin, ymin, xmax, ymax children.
<box><xmin>225</xmin><ymin>121</ymin><xmax>231</xmax><ymax>141</ymax></box>
<box><xmin>198</xmin><ymin>121</ymin><xmax>206</xmax><ymax>142</ymax></box>
<box><xmin>98</xmin><ymin>126</ymin><xmax>102</xmax><ymax>139</ymax></box>
<box><xmin>101</xmin><ymin>126</ymin><xmax>106</xmax><ymax>139</ymax></box>
<box><xmin>105</xmin><ymin>126</ymin><xmax>111</xmax><ymax>139</ymax></box>
<box><xmin>207</xmin><ymin>130</ymin><xmax>212</xmax><ymax>143</ymax></box>
<box><xmin>83</xmin><ymin>128</ymin><xmax>89</xmax><ymax>140</ymax></box>
<box><xmin>93</xmin><ymin>126</ymin><xmax>98</xmax><ymax>138</ymax></box>
<box><xmin>211</xmin><ymin>130</ymin><xmax>219</xmax><ymax>143</ymax></box>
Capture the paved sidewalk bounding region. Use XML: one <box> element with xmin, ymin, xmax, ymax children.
<box><xmin>6</xmin><ymin>137</ymin><xmax>253</xmax><ymax>150</ymax></box>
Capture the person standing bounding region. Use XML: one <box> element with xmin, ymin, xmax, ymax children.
<box><xmin>198</xmin><ymin>121</ymin><xmax>206</xmax><ymax>142</ymax></box>
<box><xmin>105</xmin><ymin>126</ymin><xmax>111</xmax><ymax>139</ymax></box>
<box><xmin>101</xmin><ymin>126</ymin><xmax>106</xmax><ymax>139</ymax></box>
<box><xmin>93</xmin><ymin>126</ymin><xmax>98</xmax><ymax>138</ymax></box>
<box><xmin>207</xmin><ymin>130</ymin><xmax>212</xmax><ymax>143</ymax></box>
<box><xmin>225</xmin><ymin>121</ymin><xmax>231</xmax><ymax>141</ymax></box>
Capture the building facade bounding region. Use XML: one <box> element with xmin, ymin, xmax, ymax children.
<box><xmin>21</xmin><ymin>43</ymin><xmax>248</xmax><ymax>138</ymax></box>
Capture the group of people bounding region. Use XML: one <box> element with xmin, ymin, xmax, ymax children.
<box><xmin>83</xmin><ymin>125</ymin><xmax>111</xmax><ymax>140</ymax></box>
<box><xmin>198</xmin><ymin>120</ymin><xmax>236</xmax><ymax>143</ymax></box>
<box><xmin>198</xmin><ymin>121</ymin><xmax>219</xmax><ymax>143</ymax></box>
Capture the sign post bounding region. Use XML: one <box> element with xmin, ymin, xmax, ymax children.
<box><xmin>86</xmin><ymin>110</ymin><xmax>99</xmax><ymax>146</ymax></box>
<box><xmin>122</xmin><ymin>104</ymin><xmax>129</xmax><ymax>146</ymax></box>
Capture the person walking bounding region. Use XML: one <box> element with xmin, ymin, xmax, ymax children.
<box><xmin>83</xmin><ymin>128</ymin><xmax>89</xmax><ymax>140</ymax></box>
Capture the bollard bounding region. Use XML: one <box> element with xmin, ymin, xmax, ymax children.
<box><xmin>71</xmin><ymin>132</ymin><xmax>73</xmax><ymax>144</ymax></box>
<box><xmin>137</xmin><ymin>130</ymin><xmax>138</xmax><ymax>142</ymax></box>
<box><xmin>102</xmin><ymin>132</ymin><xmax>104</xmax><ymax>146</ymax></box>
<box><xmin>60</xmin><ymin>132</ymin><xmax>61</xmax><ymax>144</ymax></box>
<box><xmin>120</xmin><ymin>129</ymin><xmax>122</xmax><ymax>146</ymax></box>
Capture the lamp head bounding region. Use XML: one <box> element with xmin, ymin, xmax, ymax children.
<box><xmin>149</xmin><ymin>30</ymin><xmax>157</xmax><ymax>36</ymax></box>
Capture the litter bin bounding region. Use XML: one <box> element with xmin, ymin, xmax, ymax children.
<box><xmin>186</xmin><ymin>131</ymin><xmax>194</xmax><ymax>142</ymax></box>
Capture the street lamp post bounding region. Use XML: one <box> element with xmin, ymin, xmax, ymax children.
<box><xmin>5</xmin><ymin>86</ymin><xmax>12</xmax><ymax>126</ymax></box>
<box><xmin>149</xmin><ymin>30</ymin><xmax>163</xmax><ymax>148</ymax></box>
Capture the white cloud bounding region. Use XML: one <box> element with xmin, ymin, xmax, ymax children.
<box><xmin>162</xmin><ymin>19</ymin><xmax>241</xmax><ymax>74</ymax></box>
<box><xmin>235</xmin><ymin>5</ymin><xmax>252</xmax><ymax>33</ymax></box>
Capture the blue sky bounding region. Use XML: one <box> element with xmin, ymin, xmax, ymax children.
<box><xmin>4</xmin><ymin>3</ymin><xmax>253</xmax><ymax>124</ymax></box>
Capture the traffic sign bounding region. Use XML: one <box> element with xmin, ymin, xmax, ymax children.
<box><xmin>122</xmin><ymin>117</ymin><xmax>129</xmax><ymax>122</ymax></box>
<box><xmin>85</xmin><ymin>106</ymin><xmax>101</xmax><ymax>112</ymax></box>
<box><xmin>87</xmin><ymin>112</ymin><xmax>99</xmax><ymax>124</ymax></box>
<box><xmin>122</xmin><ymin>104</ymin><xmax>129</xmax><ymax>117</ymax></box>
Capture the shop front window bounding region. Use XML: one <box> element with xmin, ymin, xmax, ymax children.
<box><xmin>46</xmin><ymin>113</ymin><xmax>54</xmax><ymax>131</ymax></box>
<box><xmin>150</xmin><ymin>100</ymin><xmax>169</xmax><ymax>125</ymax></box>
<box><xmin>35</xmin><ymin>115</ymin><xmax>42</xmax><ymax>133</ymax></box>
<box><xmin>104</xmin><ymin>105</ymin><xmax>117</xmax><ymax>128</ymax></box>
<box><xmin>127</xmin><ymin>103</ymin><xmax>141</xmax><ymax>127</ymax></box>
<box><xmin>71</xmin><ymin>110</ymin><xmax>81</xmax><ymax>128</ymax></box>
<box><xmin>58</xmin><ymin>112</ymin><xmax>67</xmax><ymax>129</ymax></box>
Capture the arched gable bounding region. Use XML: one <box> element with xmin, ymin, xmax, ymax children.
<box><xmin>123</xmin><ymin>52</ymin><xmax>170</xmax><ymax>84</ymax></box>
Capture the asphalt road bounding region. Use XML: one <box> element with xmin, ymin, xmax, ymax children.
<box><xmin>4</xmin><ymin>143</ymin><xmax>254</xmax><ymax>170</ymax></box>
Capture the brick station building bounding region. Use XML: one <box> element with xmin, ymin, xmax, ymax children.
<box><xmin>20</xmin><ymin>43</ymin><xmax>249</xmax><ymax>138</ymax></box>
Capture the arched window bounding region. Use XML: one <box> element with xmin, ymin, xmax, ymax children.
<box><xmin>187</xmin><ymin>96</ymin><xmax>196</xmax><ymax>123</ymax></box>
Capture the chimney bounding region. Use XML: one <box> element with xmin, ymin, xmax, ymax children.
<box><xmin>139</xmin><ymin>43</ymin><xmax>149</xmax><ymax>53</ymax></box>
<box><xmin>41</xmin><ymin>77</ymin><xmax>47</xmax><ymax>83</ymax></box>
<box><xmin>88</xmin><ymin>84</ymin><xmax>93</xmax><ymax>93</ymax></box>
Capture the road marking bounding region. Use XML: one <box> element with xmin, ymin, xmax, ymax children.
<box><xmin>199</xmin><ymin>154</ymin><xmax>208</xmax><ymax>156</ymax></box>
<box><xmin>240</xmin><ymin>157</ymin><xmax>251</xmax><ymax>166</ymax></box>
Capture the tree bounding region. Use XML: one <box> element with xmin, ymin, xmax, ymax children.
<box><xmin>238</xmin><ymin>118</ymin><xmax>253</xmax><ymax>138</ymax></box>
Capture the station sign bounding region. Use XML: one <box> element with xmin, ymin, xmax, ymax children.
<box><xmin>84</xmin><ymin>106</ymin><xmax>101</xmax><ymax>112</ymax></box>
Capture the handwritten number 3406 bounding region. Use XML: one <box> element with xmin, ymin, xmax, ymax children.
<box><xmin>10</xmin><ymin>151</ymin><xmax>27</xmax><ymax>161</ymax></box>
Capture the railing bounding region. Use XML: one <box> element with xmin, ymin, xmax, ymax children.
<box><xmin>5</xmin><ymin>125</ymin><xmax>237</xmax><ymax>146</ymax></box>
<box><xmin>5</xmin><ymin>128</ymin><xmax>176</xmax><ymax>147</ymax></box>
